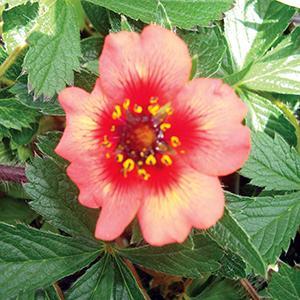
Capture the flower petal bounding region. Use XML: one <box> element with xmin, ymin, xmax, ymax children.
<box><xmin>171</xmin><ymin>78</ymin><xmax>250</xmax><ymax>176</ymax></box>
<box><xmin>138</xmin><ymin>168</ymin><xmax>224</xmax><ymax>246</ymax></box>
<box><xmin>55</xmin><ymin>86</ymin><xmax>106</xmax><ymax>162</ymax></box>
<box><xmin>99</xmin><ymin>25</ymin><xmax>191</xmax><ymax>103</ymax></box>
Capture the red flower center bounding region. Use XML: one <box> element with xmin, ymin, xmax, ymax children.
<box><xmin>101</xmin><ymin>97</ymin><xmax>184</xmax><ymax>181</ymax></box>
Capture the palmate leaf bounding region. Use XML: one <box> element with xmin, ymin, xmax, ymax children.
<box><xmin>227</xmin><ymin>192</ymin><xmax>300</xmax><ymax>265</ymax></box>
<box><xmin>0</xmin><ymin>223</ymin><xmax>102</xmax><ymax>299</ymax></box>
<box><xmin>268</xmin><ymin>264</ymin><xmax>300</xmax><ymax>300</ymax></box>
<box><xmin>240</xmin><ymin>132</ymin><xmax>300</xmax><ymax>191</ymax></box>
<box><xmin>240</xmin><ymin>27</ymin><xmax>300</xmax><ymax>94</ymax></box>
<box><xmin>66</xmin><ymin>254</ymin><xmax>145</xmax><ymax>300</ymax></box>
<box><xmin>224</xmin><ymin>0</ymin><xmax>295</xmax><ymax>70</ymax></box>
<box><xmin>85</xmin><ymin>0</ymin><xmax>234</xmax><ymax>29</ymax></box>
<box><xmin>24</xmin><ymin>0</ymin><xmax>81</xmax><ymax>98</ymax></box>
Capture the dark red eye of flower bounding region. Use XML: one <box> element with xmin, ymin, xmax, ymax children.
<box><xmin>55</xmin><ymin>25</ymin><xmax>251</xmax><ymax>246</ymax></box>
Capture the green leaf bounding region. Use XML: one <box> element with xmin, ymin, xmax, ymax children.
<box><xmin>181</xmin><ymin>26</ymin><xmax>226</xmax><ymax>78</ymax></box>
<box><xmin>85</xmin><ymin>0</ymin><xmax>234</xmax><ymax>29</ymax></box>
<box><xmin>207</xmin><ymin>209</ymin><xmax>266</xmax><ymax>276</ymax></box>
<box><xmin>240</xmin><ymin>27</ymin><xmax>300</xmax><ymax>94</ymax></box>
<box><xmin>67</xmin><ymin>254</ymin><xmax>145</xmax><ymax>300</ymax></box>
<box><xmin>240</xmin><ymin>91</ymin><xmax>297</xmax><ymax>146</ymax></box>
<box><xmin>2</xmin><ymin>2</ymin><xmax>39</xmax><ymax>53</ymax></box>
<box><xmin>24</xmin><ymin>0</ymin><xmax>81</xmax><ymax>98</ymax></box>
<box><xmin>227</xmin><ymin>192</ymin><xmax>300</xmax><ymax>264</ymax></box>
<box><xmin>35</xmin><ymin>286</ymin><xmax>61</xmax><ymax>300</ymax></box>
<box><xmin>0</xmin><ymin>197</ymin><xmax>36</xmax><ymax>225</ymax></box>
<box><xmin>240</xmin><ymin>132</ymin><xmax>300</xmax><ymax>190</ymax></box>
<box><xmin>10</xmin><ymin>123</ymin><xmax>39</xmax><ymax>146</ymax></box>
<box><xmin>10</xmin><ymin>81</ymin><xmax>64</xmax><ymax>116</ymax></box>
<box><xmin>120</xmin><ymin>234</ymin><xmax>223</xmax><ymax>278</ymax></box>
<box><xmin>0</xmin><ymin>98</ymin><xmax>39</xmax><ymax>130</ymax></box>
<box><xmin>0</xmin><ymin>223</ymin><xmax>102</xmax><ymax>299</ymax></box>
<box><xmin>25</xmin><ymin>157</ymin><xmax>98</xmax><ymax>239</ymax></box>
<box><xmin>268</xmin><ymin>264</ymin><xmax>300</xmax><ymax>300</ymax></box>
<box><xmin>155</xmin><ymin>0</ymin><xmax>172</xmax><ymax>30</ymax></box>
<box><xmin>0</xmin><ymin>0</ymin><xmax>37</xmax><ymax>8</ymax></box>
<box><xmin>224</xmin><ymin>0</ymin><xmax>295</xmax><ymax>70</ymax></box>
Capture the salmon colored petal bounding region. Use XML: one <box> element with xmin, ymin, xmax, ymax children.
<box><xmin>172</xmin><ymin>78</ymin><xmax>250</xmax><ymax>176</ymax></box>
<box><xmin>99</xmin><ymin>25</ymin><xmax>191</xmax><ymax>102</ymax></box>
<box><xmin>138</xmin><ymin>168</ymin><xmax>224</xmax><ymax>246</ymax></box>
<box><xmin>55</xmin><ymin>86</ymin><xmax>106</xmax><ymax>162</ymax></box>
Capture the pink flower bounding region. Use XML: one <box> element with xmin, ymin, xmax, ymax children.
<box><xmin>55</xmin><ymin>25</ymin><xmax>250</xmax><ymax>246</ymax></box>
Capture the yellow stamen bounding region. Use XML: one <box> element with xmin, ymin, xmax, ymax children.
<box><xmin>166</xmin><ymin>106</ymin><xmax>173</xmax><ymax>115</ymax></box>
<box><xmin>137</xmin><ymin>160</ymin><xmax>143</xmax><ymax>166</ymax></box>
<box><xmin>161</xmin><ymin>154</ymin><xmax>172</xmax><ymax>166</ymax></box>
<box><xmin>123</xmin><ymin>99</ymin><xmax>130</xmax><ymax>110</ymax></box>
<box><xmin>138</xmin><ymin>168</ymin><xmax>151</xmax><ymax>180</ymax></box>
<box><xmin>110</xmin><ymin>125</ymin><xmax>116</xmax><ymax>132</ymax></box>
<box><xmin>145</xmin><ymin>154</ymin><xmax>157</xmax><ymax>165</ymax></box>
<box><xmin>116</xmin><ymin>153</ymin><xmax>124</xmax><ymax>163</ymax></box>
<box><xmin>150</xmin><ymin>97</ymin><xmax>158</xmax><ymax>104</ymax></box>
<box><xmin>102</xmin><ymin>135</ymin><xmax>112</xmax><ymax>148</ymax></box>
<box><xmin>171</xmin><ymin>136</ymin><xmax>181</xmax><ymax>148</ymax></box>
<box><xmin>112</xmin><ymin>105</ymin><xmax>122</xmax><ymax>119</ymax></box>
<box><xmin>134</xmin><ymin>104</ymin><xmax>143</xmax><ymax>113</ymax></box>
<box><xmin>148</xmin><ymin>104</ymin><xmax>160</xmax><ymax>115</ymax></box>
<box><xmin>160</xmin><ymin>123</ymin><xmax>171</xmax><ymax>131</ymax></box>
<box><xmin>123</xmin><ymin>158</ymin><xmax>135</xmax><ymax>177</ymax></box>
<box><xmin>105</xmin><ymin>153</ymin><xmax>111</xmax><ymax>159</ymax></box>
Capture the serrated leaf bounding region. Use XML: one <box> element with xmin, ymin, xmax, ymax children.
<box><xmin>2</xmin><ymin>2</ymin><xmax>39</xmax><ymax>53</ymax></box>
<box><xmin>0</xmin><ymin>223</ymin><xmax>102</xmax><ymax>299</ymax></box>
<box><xmin>207</xmin><ymin>210</ymin><xmax>266</xmax><ymax>276</ymax></box>
<box><xmin>181</xmin><ymin>25</ymin><xmax>226</xmax><ymax>78</ymax></box>
<box><xmin>240</xmin><ymin>27</ymin><xmax>300</xmax><ymax>94</ymax></box>
<box><xmin>85</xmin><ymin>0</ymin><xmax>234</xmax><ymax>29</ymax></box>
<box><xmin>24</xmin><ymin>0</ymin><xmax>81</xmax><ymax>98</ymax></box>
<box><xmin>224</xmin><ymin>0</ymin><xmax>295</xmax><ymax>70</ymax></box>
<box><xmin>240</xmin><ymin>91</ymin><xmax>297</xmax><ymax>146</ymax></box>
<box><xmin>120</xmin><ymin>234</ymin><xmax>223</xmax><ymax>278</ymax></box>
<box><xmin>0</xmin><ymin>98</ymin><xmax>39</xmax><ymax>130</ymax></box>
<box><xmin>67</xmin><ymin>254</ymin><xmax>145</xmax><ymax>300</ymax></box>
<box><xmin>240</xmin><ymin>132</ymin><xmax>300</xmax><ymax>190</ymax></box>
<box><xmin>0</xmin><ymin>197</ymin><xmax>37</xmax><ymax>225</ymax></box>
<box><xmin>24</xmin><ymin>157</ymin><xmax>98</xmax><ymax>239</ymax></box>
<box><xmin>10</xmin><ymin>81</ymin><xmax>64</xmax><ymax>116</ymax></box>
<box><xmin>227</xmin><ymin>192</ymin><xmax>300</xmax><ymax>264</ymax></box>
<box><xmin>268</xmin><ymin>264</ymin><xmax>300</xmax><ymax>300</ymax></box>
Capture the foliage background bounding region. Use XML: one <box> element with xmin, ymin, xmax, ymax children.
<box><xmin>0</xmin><ymin>0</ymin><xmax>299</xmax><ymax>299</ymax></box>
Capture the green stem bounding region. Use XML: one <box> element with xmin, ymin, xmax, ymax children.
<box><xmin>0</xmin><ymin>43</ymin><xmax>28</xmax><ymax>78</ymax></box>
<box><xmin>273</xmin><ymin>100</ymin><xmax>300</xmax><ymax>153</ymax></box>
<box><xmin>0</xmin><ymin>76</ymin><xmax>15</xmax><ymax>87</ymax></box>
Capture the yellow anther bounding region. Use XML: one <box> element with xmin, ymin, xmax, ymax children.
<box><xmin>110</xmin><ymin>125</ymin><xmax>116</xmax><ymax>132</ymax></box>
<box><xmin>137</xmin><ymin>160</ymin><xmax>143</xmax><ymax>166</ymax></box>
<box><xmin>112</xmin><ymin>105</ymin><xmax>122</xmax><ymax>119</ymax></box>
<box><xmin>102</xmin><ymin>135</ymin><xmax>112</xmax><ymax>148</ymax></box>
<box><xmin>123</xmin><ymin>158</ymin><xmax>135</xmax><ymax>177</ymax></box>
<box><xmin>150</xmin><ymin>97</ymin><xmax>158</xmax><ymax>104</ymax></box>
<box><xmin>145</xmin><ymin>154</ymin><xmax>157</xmax><ymax>165</ymax></box>
<box><xmin>171</xmin><ymin>136</ymin><xmax>181</xmax><ymax>148</ymax></box>
<box><xmin>161</xmin><ymin>154</ymin><xmax>172</xmax><ymax>166</ymax></box>
<box><xmin>148</xmin><ymin>104</ymin><xmax>160</xmax><ymax>115</ymax></box>
<box><xmin>160</xmin><ymin>123</ymin><xmax>171</xmax><ymax>131</ymax></box>
<box><xmin>134</xmin><ymin>104</ymin><xmax>143</xmax><ymax>113</ymax></box>
<box><xmin>138</xmin><ymin>168</ymin><xmax>151</xmax><ymax>180</ymax></box>
<box><xmin>116</xmin><ymin>153</ymin><xmax>124</xmax><ymax>163</ymax></box>
<box><xmin>166</xmin><ymin>106</ymin><xmax>173</xmax><ymax>115</ymax></box>
<box><xmin>105</xmin><ymin>153</ymin><xmax>111</xmax><ymax>159</ymax></box>
<box><xmin>140</xmin><ymin>151</ymin><xmax>145</xmax><ymax>158</ymax></box>
<box><xmin>123</xmin><ymin>99</ymin><xmax>130</xmax><ymax>110</ymax></box>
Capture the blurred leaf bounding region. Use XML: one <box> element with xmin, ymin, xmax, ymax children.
<box><xmin>276</xmin><ymin>0</ymin><xmax>300</xmax><ymax>8</ymax></box>
<box><xmin>181</xmin><ymin>26</ymin><xmax>226</xmax><ymax>78</ymax></box>
<box><xmin>240</xmin><ymin>132</ymin><xmax>300</xmax><ymax>191</ymax></box>
<box><xmin>24</xmin><ymin>0</ymin><xmax>81</xmax><ymax>98</ymax></box>
<box><xmin>240</xmin><ymin>91</ymin><xmax>297</xmax><ymax>146</ymax></box>
<box><xmin>35</xmin><ymin>286</ymin><xmax>61</xmax><ymax>300</ymax></box>
<box><xmin>155</xmin><ymin>0</ymin><xmax>172</xmax><ymax>30</ymax></box>
<box><xmin>208</xmin><ymin>210</ymin><xmax>266</xmax><ymax>276</ymax></box>
<box><xmin>268</xmin><ymin>264</ymin><xmax>300</xmax><ymax>299</ymax></box>
<box><xmin>240</xmin><ymin>27</ymin><xmax>300</xmax><ymax>94</ymax></box>
<box><xmin>67</xmin><ymin>254</ymin><xmax>145</xmax><ymax>300</ymax></box>
<box><xmin>10</xmin><ymin>122</ymin><xmax>39</xmax><ymax>145</ymax></box>
<box><xmin>224</xmin><ymin>0</ymin><xmax>295</xmax><ymax>70</ymax></box>
<box><xmin>74</xmin><ymin>70</ymin><xmax>97</xmax><ymax>93</ymax></box>
<box><xmin>0</xmin><ymin>98</ymin><xmax>39</xmax><ymax>130</ymax></box>
<box><xmin>0</xmin><ymin>47</ymin><xmax>24</xmax><ymax>81</ymax></box>
<box><xmin>85</xmin><ymin>0</ymin><xmax>234</xmax><ymax>29</ymax></box>
<box><xmin>0</xmin><ymin>197</ymin><xmax>36</xmax><ymax>225</ymax></box>
<box><xmin>2</xmin><ymin>2</ymin><xmax>39</xmax><ymax>53</ymax></box>
<box><xmin>0</xmin><ymin>0</ymin><xmax>37</xmax><ymax>7</ymax></box>
<box><xmin>0</xmin><ymin>223</ymin><xmax>102</xmax><ymax>299</ymax></box>
<box><xmin>25</xmin><ymin>157</ymin><xmax>99</xmax><ymax>239</ymax></box>
<box><xmin>120</xmin><ymin>234</ymin><xmax>223</xmax><ymax>278</ymax></box>
<box><xmin>227</xmin><ymin>192</ymin><xmax>300</xmax><ymax>264</ymax></box>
